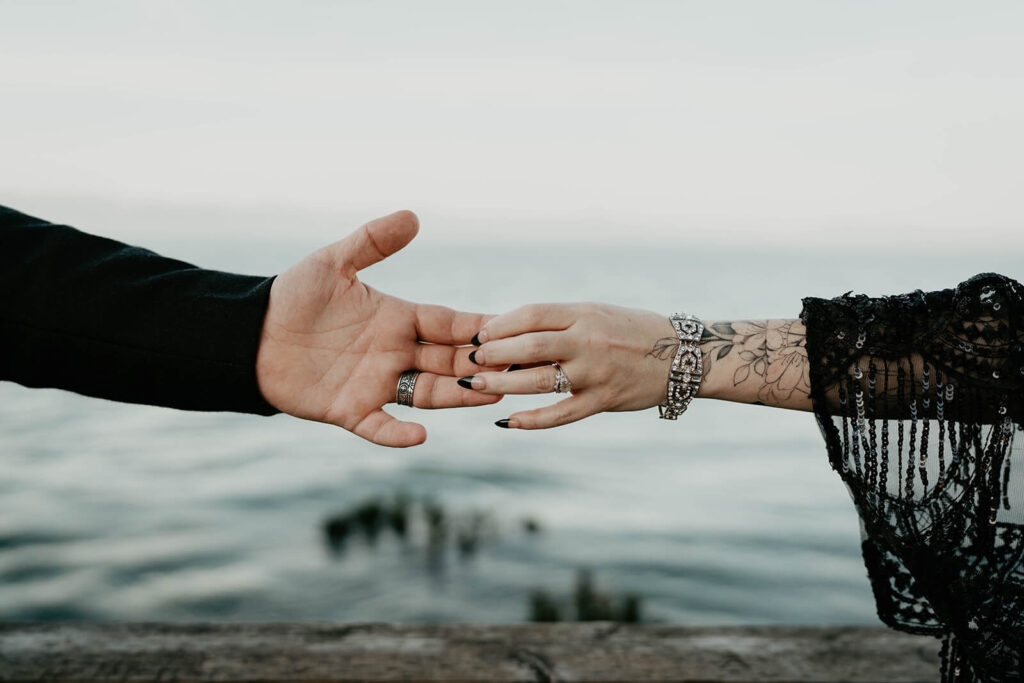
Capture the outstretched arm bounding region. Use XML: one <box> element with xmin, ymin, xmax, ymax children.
<box><xmin>1</xmin><ymin>206</ymin><xmax>500</xmax><ymax>447</ymax></box>
<box><xmin>462</xmin><ymin>304</ymin><xmax>811</xmax><ymax>430</ymax></box>
<box><xmin>465</xmin><ymin>272</ymin><xmax>1022</xmax><ymax>429</ymax></box>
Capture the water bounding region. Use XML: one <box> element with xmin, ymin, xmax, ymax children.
<box><xmin>2</xmin><ymin>234</ymin><xmax>1020</xmax><ymax>624</ymax></box>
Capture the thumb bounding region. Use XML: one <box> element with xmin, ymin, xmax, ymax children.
<box><xmin>331</xmin><ymin>210</ymin><xmax>420</xmax><ymax>276</ymax></box>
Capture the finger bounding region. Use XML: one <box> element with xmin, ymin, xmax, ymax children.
<box><xmin>412</xmin><ymin>373</ymin><xmax>503</xmax><ymax>409</ymax></box>
<box><xmin>502</xmin><ymin>395</ymin><xmax>598</xmax><ymax>430</ymax></box>
<box><xmin>476</xmin><ymin>304</ymin><xmax>579</xmax><ymax>344</ymax></box>
<box><xmin>414</xmin><ymin>343</ymin><xmax>504</xmax><ymax>377</ymax></box>
<box><xmin>416</xmin><ymin>305</ymin><xmax>493</xmax><ymax>345</ymax></box>
<box><xmin>474</xmin><ymin>331</ymin><xmax>574</xmax><ymax>367</ymax></box>
<box><xmin>507</xmin><ymin>361</ymin><xmax>549</xmax><ymax>371</ymax></box>
<box><xmin>352</xmin><ymin>408</ymin><xmax>427</xmax><ymax>448</ymax></box>
<box><xmin>466</xmin><ymin>365</ymin><xmax>559</xmax><ymax>395</ymax></box>
<box><xmin>330</xmin><ymin>210</ymin><xmax>420</xmax><ymax>277</ymax></box>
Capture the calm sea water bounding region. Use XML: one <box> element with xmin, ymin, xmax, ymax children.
<box><xmin>2</xmin><ymin>234</ymin><xmax>1020</xmax><ymax>624</ymax></box>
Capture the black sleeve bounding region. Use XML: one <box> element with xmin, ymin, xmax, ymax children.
<box><xmin>0</xmin><ymin>204</ymin><xmax>279</xmax><ymax>415</ymax></box>
<box><xmin>799</xmin><ymin>273</ymin><xmax>1024</xmax><ymax>681</ymax></box>
<box><xmin>800</xmin><ymin>273</ymin><xmax>1024</xmax><ymax>423</ymax></box>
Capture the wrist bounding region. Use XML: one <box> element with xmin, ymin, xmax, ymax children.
<box><xmin>694</xmin><ymin>319</ymin><xmax>726</xmax><ymax>401</ymax></box>
<box><xmin>656</xmin><ymin>313</ymin><xmax>704</xmax><ymax>419</ymax></box>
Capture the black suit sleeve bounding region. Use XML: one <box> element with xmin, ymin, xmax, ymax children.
<box><xmin>0</xmin><ymin>204</ymin><xmax>279</xmax><ymax>415</ymax></box>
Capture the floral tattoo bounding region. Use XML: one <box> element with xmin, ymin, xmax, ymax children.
<box><xmin>647</xmin><ymin>320</ymin><xmax>811</xmax><ymax>405</ymax></box>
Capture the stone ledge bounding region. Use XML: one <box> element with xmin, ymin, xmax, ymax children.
<box><xmin>0</xmin><ymin>623</ymin><xmax>940</xmax><ymax>682</ymax></box>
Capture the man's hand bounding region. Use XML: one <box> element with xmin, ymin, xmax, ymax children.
<box><xmin>255</xmin><ymin>210</ymin><xmax>501</xmax><ymax>447</ymax></box>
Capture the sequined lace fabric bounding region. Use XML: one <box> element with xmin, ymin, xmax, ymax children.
<box><xmin>801</xmin><ymin>273</ymin><xmax>1024</xmax><ymax>682</ymax></box>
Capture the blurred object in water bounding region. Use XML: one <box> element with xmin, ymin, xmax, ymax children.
<box><xmin>423</xmin><ymin>498</ymin><xmax>447</xmax><ymax>549</ymax></box>
<box><xmin>619</xmin><ymin>593</ymin><xmax>642</xmax><ymax>623</ymax></box>
<box><xmin>575</xmin><ymin>569</ymin><xmax>613</xmax><ymax>621</ymax></box>
<box><xmin>322</xmin><ymin>494</ymin><xmax>510</xmax><ymax>570</ymax></box>
<box><xmin>353</xmin><ymin>499</ymin><xmax>384</xmax><ymax>545</ymax></box>
<box><xmin>529</xmin><ymin>589</ymin><xmax>561</xmax><ymax>622</ymax></box>
<box><xmin>528</xmin><ymin>569</ymin><xmax>643</xmax><ymax>623</ymax></box>
<box><xmin>387</xmin><ymin>491</ymin><xmax>410</xmax><ymax>538</ymax></box>
<box><xmin>324</xmin><ymin>517</ymin><xmax>351</xmax><ymax>555</ymax></box>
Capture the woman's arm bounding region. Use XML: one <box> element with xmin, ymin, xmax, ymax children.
<box><xmin>666</xmin><ymin>318</ymin><xmax>812</xmax><ymax>412</ymax></box>
<box><xmin>462</xmin><ymin>304</ymin><xmax>812</xmax><ymax>430</ymax></box>
<box><xmin>466</xmin><ymin>273</ymin><xmax>1022</xmax><ymax>429</ymax></box>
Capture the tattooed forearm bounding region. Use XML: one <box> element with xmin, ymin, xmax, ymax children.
<box><xmin>699</xmin><ymin>319</ymin><xmax>812</xmax><ymax>409</ymax></box>
<box><xmin>646</xmin><ymin>337</ymin><xmax>681</xmax><ymax>361</ymax></box>
<box><xmin>645</xmin><ymin>318</ymin><xmax>811</xmax><ymax>410</ymax></box>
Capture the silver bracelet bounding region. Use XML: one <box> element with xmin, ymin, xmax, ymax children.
<box><xmin>658</xmin><ymin>313</ymin><xmax>704</xmax><ymax>420</ymax></box>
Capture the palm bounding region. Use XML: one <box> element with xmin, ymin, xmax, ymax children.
<box><xmin>255</xmin><ymin>211</ymin><xmax>499</xmax><ymax>447</ymax></box>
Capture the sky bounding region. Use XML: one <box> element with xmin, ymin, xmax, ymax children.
<box><xmin>1</xmin><ymin>1</ymin><xmax>1023</xmax><ymax>247</ymax></box>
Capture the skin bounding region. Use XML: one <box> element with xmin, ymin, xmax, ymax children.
<box><xmin>464</xmin><ymin>303</ymin><xmax>812</xmax><ymax>429</ymax></box>
<box><xmin>254</xmin><ymin>210</ymin><xmax>502</xmax><ymax>448</ymax></box>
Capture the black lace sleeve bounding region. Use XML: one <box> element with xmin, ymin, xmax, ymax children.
<box><xmin>801</xmin><ymin>273</ymin><xmax>1024</xmax><ymax>683</ymax></box>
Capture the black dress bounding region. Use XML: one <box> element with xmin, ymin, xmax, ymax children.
<box><xmin>802</xmin><ymin>273</ymin><xmax>1024</xmax><ymax>681</ymax></box>
<box><xmin>0</xmin><ymin>204</ymin><xmax>278</xmax><ymax>415</ymax></box>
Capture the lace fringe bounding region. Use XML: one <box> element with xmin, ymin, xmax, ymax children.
<box><xmin>834</xmin><ymin>358</ymin><xmax>1016</xmax><ymax>680</ymax></box>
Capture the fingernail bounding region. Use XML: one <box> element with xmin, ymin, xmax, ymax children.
<box><xmin>471</xmin><ymin>333</ymin><xmax>481</xmax><ymax>346</ymax></box>
<box><xmin>495</xmin><ymin>418</ymin><xmax>510</xmax><ymax>428</ymax></box>
<box><xmin>469</xmin><ymin>350</ymin><xmax>481</xmax><ymax>365</ymax></box>
<box><xmin>476</xmin><ymin>329</ymin><xmax>489</xmax><ymax>344</ymax></box>
<box><xmin>507</xmin><ymin>364</ymin><xmax>522</xmax><ymax>372</ymax></box>
<box><xmin>457</xmin><ymin>376</ymin><xmax>475</xmax><ymax>389</ymax></box>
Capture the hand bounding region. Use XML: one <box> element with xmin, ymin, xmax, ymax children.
<box><xmin>462</xmin><ymin>303</ymin><xmax>677</xmax><ymax>429</ymax></box>
<box><xmin>255</xmin><ymin>211</ymin><xmax>502</xmax><ymax>447</ymax></box>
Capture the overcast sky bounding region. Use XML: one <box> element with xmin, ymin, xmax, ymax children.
<box><xmin>1</xmin><ymin>1</ymin><xmax>1022</xmax><ymax>246</ymax></box>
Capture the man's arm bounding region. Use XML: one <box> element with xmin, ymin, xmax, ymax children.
<box><xmin>0</xmin><ymin>206</ymin><xmax>501</xmax><ymax>446</ymax></box>
<box><xmin>0</xmin><ymin>205</ymin><xmax>278</xmax><ymax>414</ymax></box>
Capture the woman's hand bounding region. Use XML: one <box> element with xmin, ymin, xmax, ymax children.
<box><xmin>461</xmin><ymin>303</ymin><xmax>678</xmax><ymax>429</ymax></box>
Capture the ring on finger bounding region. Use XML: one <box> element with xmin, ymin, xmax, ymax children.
<box><xmin>552</xmin><ymin>363</ymin><xmax>573</xmax><ymax>394</ymax></box>
<box><xmin>396</xmin><ymin>370</ymin><xmax>421</xmax><ymax>406</ymax></box>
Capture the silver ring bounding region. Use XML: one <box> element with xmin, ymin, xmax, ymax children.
<box><xmin>552</xmin><ymin>363</ymin><xmax>573</xmax><ymax>393</ymax></box>
<box><xmin>396</xmin><ymin>370</ymin><xmax>420</xmax><ymax>406</ymax></box>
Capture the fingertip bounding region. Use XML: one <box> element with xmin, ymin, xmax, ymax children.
<box><xmin>371</xmin><ymin>210</ymin><xmax>419</xmax><ymax>253</ymax></box>
<box><xmin>398</xmin><ymin>422</ymin><xmax>427</xmax><ymax>447</ymax></box>
<box><xmin>390</xmin><ymin>209</ymin><xmax>420</xmax><ymax>234</ymax></box>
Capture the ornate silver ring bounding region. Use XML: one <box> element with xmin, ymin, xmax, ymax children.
<box><xmin>396</xmin><ymin>370</ymin><xmax>420</xmax><ymax>407</ymax></box>
<box><xmin>552</xmin><ymin>363</ymin><xmax>573</xmax><ymax>394</ymax></box>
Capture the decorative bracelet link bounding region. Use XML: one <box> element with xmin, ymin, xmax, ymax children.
<box><xmin>658</xmin><ymin>313</ymin><xmax>704</xmax><ymax>420</ymax></box>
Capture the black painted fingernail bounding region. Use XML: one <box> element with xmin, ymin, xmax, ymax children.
<box><xmin>469</xmin><ymin>350</ymin><xmax>480</xmax><ymax>364</ymax></box>
<box><xmin>458</xmin><ymin>376</ymin><xmax>475</xmax><ymax>389</ymax></box>
<box><xmin>471</xmin><ymin>333</ymin><xmax>481</xmax><ymax>346</ymax></box>
<box><xmin>508</xmin><ymin>364</ymin><xmax>522</xmax><ymax>372</ymax></box>
<box><xmin>495</xmin><ymin>419</ymin><xmax>510</xmax><ymax>428</ymax></box>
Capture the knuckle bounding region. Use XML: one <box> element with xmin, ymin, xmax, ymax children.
<box><xmin>534</xmin><ymin>371</ymin><xmax>553</xmax><ymax>393</ymax></box>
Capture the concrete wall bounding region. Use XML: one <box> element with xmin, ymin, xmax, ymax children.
<box><xmin>0</xmin><ymin>623</ymin><xmax>941</xmax><ymax>682</ymax></box>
